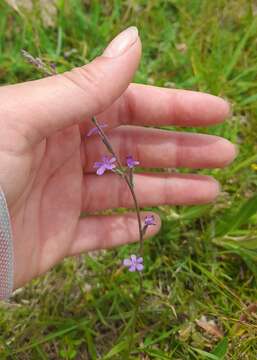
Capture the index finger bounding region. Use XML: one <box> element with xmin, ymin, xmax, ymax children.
<box><xmin>95</xmin><ymin>83</ymin><xmax>231</xmax><ymax>128</ymax></box>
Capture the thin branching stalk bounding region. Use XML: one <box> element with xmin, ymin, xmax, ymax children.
<box><xmin>21</xmin><ymin>49</ymin><xmax>57</xmax><ymax>77</ymax></box>
<box><xmin>91</xmin><ymin>116</ymin><xmax>144</xmax><ymax>254</ymax></box>
<box><xmin>91</xmin><ymin>116</ymin><xmax>145</xmax><ymax>358</ymax></box>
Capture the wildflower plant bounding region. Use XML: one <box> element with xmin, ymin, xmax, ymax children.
<box><xmin>93</xmin><ymin>155</ymin><xmax>116</xmax><ymax>175</ymax></box>
<box><xmin>123</xmin><ymin>255</ymin><xmax>144</xmax><ymax>272</ymax></box>
<box><xmin>89</xmin><ymin>116</ymin><xmax>156</xmax><ymax>261</ymax></box>
<box><xmin>88</xmin><ymin>116</ymin><xmax>156</xmax><ymax>356</ymax></box>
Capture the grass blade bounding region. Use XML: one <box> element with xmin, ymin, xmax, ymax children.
<box><xmin>215</xmin><ymin>195</ymin><xmax>257</xmax><ymax>237</ymax></box>
<box><xmin>211</xmin><ymin>337</ymin><xmax>228</xmax><ymax>359</ymax></box>
<box><xmin>191</xmin><ymin>347</ymin><xmax>221</xmax><ymax>359</ymax></box>
<box><xmin>224</xmin><ymin>17</ymin><xmax>257</xmax><ymax>79</ymax></box>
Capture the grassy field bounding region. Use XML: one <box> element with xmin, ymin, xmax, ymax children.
<box><xmin>0</xmin><ymin>0</ymin><xmax>257</xmax><ymax>359</ymax></box>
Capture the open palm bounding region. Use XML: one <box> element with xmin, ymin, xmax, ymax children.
<box><xmin>0</xmin><ymin>29</ymin><xmax>236</xmax><ymax>290</ymax></box>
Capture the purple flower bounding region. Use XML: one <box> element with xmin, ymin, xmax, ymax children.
<box><xmin>126</xmin><ymin>155</ymin><xmax>139</xmax><ymax>169</ymax></box>
<box><xmin>87</xmin><ymin>123</ymin><xmax>108</xmax><ymax>137</ymax></box>
<box><xmin>123</xmin><ymin>255</ymin><xmax>144</xmax><ymax>272</ymax></box>
<box><xmin>144</xmin><ymin>215</ymin><xmax>156</xmax><ymax>226</ymax></box>
<box><xmin>94</xmin><ymin>156</ymin><xmax>116</xmax><ymax>175</ymax></box>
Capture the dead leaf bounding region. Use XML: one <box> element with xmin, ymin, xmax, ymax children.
<box><xmin>176</xmin><ymin>43</ymin><xmax>188</xmax><ymax>53</ymax></box>
<box><xmin>5</xmin><ymin>0</ymin><xmax>32</xmax><ymax>11</ymax></box>
<box><xmin>40</xmin><ymin>0</ymin><xmax>57</xmax><ymax>27</ymax></box>
<box><xmin>5</xmin><ymin>0</ymin><xmax>57</xmax><ymax>28</ymax></box>
<box><xmin>239</xmin><ymin>303</ymin><xmax>257</xmax><ymax>323</ymax></box>
<box><xmin>196</xmin><ymin>315</ymin><xmax>223</xmax><ymax>338</ymax></box>
<box><xmin>179</xmin><ymin>322</ymin><xmax>195</xmax><ymax>341</ymax></box>
<box><xmin>234</xmin><ymin>303</ymin><xmax>257</xmax><ymax>335</ymax></box>
<box><xmin>5</xmin><ymin>0</ymin><xmax>19</xmax><ymax>11</ymax></box>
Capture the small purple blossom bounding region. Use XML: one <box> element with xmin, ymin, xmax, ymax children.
<box><xmin>126</xmin><ymin>155</ymin><xmax>140</xmax><ymax>169</ymax></box>
<box><xmin>94</xmin><ymin>156</ymin><xmax>116</xmax><ymax>175</ymax></box>
<box><xmin>123</xmin><ymin>255</ymin><xmax>144</xmax><ymax>272</ymax></box>
<box><xmin>144</xmin><ymin>215</ymin><xmax>156</xmax><ymax>226</ymax></box>
<box><xmin>87</xmin><ymin>123</ymin><xmax>108</xmax><ymax>137</ymax></box>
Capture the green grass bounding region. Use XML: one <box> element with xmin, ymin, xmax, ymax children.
<box><xmin>0</xmin><ymin>0</ymin><xmax>257</xmax><ymax>358</ymax></box>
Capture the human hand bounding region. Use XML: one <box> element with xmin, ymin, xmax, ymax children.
<box><xmin>0</xmin><ymin>27</ymin><xmax>236</xmax><ymax>289</ymax></box>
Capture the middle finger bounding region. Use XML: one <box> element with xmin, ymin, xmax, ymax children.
<box><xmin>84</xmin><ymin>126</ymin><xmax>236</xmax><ymax>172</ymax></box>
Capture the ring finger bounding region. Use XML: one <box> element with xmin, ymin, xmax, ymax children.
<box><xmin>82</xmin><ymin>173</ymin><xmax>220</xmax><ymax>212</ymax></box>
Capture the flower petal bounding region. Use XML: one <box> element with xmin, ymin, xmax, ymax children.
<box><xmin>137</xmin><ymin>257</ymin><xmax>143</xmax><ymax>263</ymax></box>
<box><xmin>130</xmin><ymin>254</ymin><xmax>137</xmax><ymax>262</ymax></box>
<box><xmin>123</xmin><ymin>259</ymin><xmax>131</xmax><ymax>267</ymax></box>
<box><xmin>96</xmin><ymin>166</ymin><xmax>106</xmax><ymax>176</ymax></box>
<box><xmin>109</xmin><ymin>157</ymin><xmax>116</xmax><ymax>163</ymax></box>
<box><xmin>87</xmin><ymin>123</ymin><xmax>108</xmax><ymax>137</ymax></box>
<box><xmin>94</xmin><ymin>161</ymin><xmax>103</xmax><ymax>168</ymax></box>
<box><xmin>136</xmin><ymin>264</ymin><xmax>144</xmax><ymax>272</ymax></box>
<box><xmin>126</xmin><ymin>155</ymin><xmax>139</xmax><ymax>168</ymax></box>
<box><xmin>144</xmin><ymin>215</ymin><xmax>156</xmax><ymax>226</ymax></box>
<box><xmin>129</xmin><ymin>265</ymin><xmax>136</xmax><ymax>272</ymax></box>
<box><xmin>87</xmin><ymin>127</ymin><xmax>98</xmax><ymax>137</ymax></box>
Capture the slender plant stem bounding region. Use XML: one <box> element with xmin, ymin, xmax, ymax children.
<box><xmin>91</xmin><ymin>116</ymin><xmax>146</xmax><ymax>358</ymax></box>
<box><xmin>92</xmin><ymin>117</ymin><xmax>146</xmax><ymax>359</ymax></box>
<box><xmin>126</xmin><ymin>274</ymin><xmax>143</xmax><ymax>358</ymax></box>
<box><xmin>91</xmin><ymin>117</ymin><xmax>144</xmax><ymax>252</ymax></box>
<box><xmin>124</xmin><ymin>177</ymin><xmax>144</xmax><ymax>254</ymax></box>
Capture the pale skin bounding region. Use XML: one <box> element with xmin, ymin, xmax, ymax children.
<box><xmin>0</xmin><ymin>28</ymin><xmax>236</xmax><ymax>290</ymax></box>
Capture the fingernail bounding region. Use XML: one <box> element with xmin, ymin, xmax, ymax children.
<box><xmin>103</xmin><ymin>27</ymin><xmax>138</xmax><ymax>58</ymax></box>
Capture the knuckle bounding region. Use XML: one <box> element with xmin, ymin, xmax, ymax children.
<box><xmin>61</xmin><ymin>59</ymin><xmax>109</xmax><ymax>112</ymax></box>
<box><xmin>120</xmin><ymin>89</ymin><xmax>135</xmax><ymax>125</ymax></box>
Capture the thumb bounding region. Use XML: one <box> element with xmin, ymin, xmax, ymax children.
<box><xmin>0</xmin><ymin>27</ymin><xmax>141</xmax><ymax>146</ymax></box>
